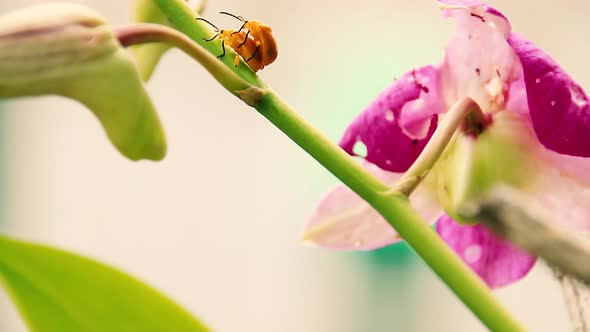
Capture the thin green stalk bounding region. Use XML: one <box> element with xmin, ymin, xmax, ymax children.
<box><xmin>394</xmin><ymin>98</ymin><xmax>484</xmax><ymax>195</ymax></box>
<box><xmin>151</xmin><ymin>1</ymin><xmax>526</xmax><ymax>330</ymax></box>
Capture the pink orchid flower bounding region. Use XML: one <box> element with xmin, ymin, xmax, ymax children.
<box><xmin>303</xmin><ymin>0</ymin><xmax>590</xmax><ymax>288</ymax></box>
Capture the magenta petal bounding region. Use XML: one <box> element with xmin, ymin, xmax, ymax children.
<box><xmin>339</xmin><ymin>66</ymin><xmax>442</xmax><ymax>172</ymax></box>
<box><xmin>509</xmin><ymin>33</ymin><xmax>590</xmax><ymax>157</ymax></box>
<box><xmin>436</xmin><ymin>215</ymin><xmax>536</xmax><ymax>288</ymax></box>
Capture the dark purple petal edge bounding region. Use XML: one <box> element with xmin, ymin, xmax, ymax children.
<box><xmin>509</xmin><ymin>33</ymin><xmax>590</xmax><ymax>157</ymax></box>
<box><xmin>339</xmin><ymin>66</ymin><xmax>441</xmax><ymax>172</ymax></box>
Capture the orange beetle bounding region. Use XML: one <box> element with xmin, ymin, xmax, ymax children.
<box><xmin>196</xmin><ymin>12</ymin><xmax>278</xmax><ymax>71</ymax></box>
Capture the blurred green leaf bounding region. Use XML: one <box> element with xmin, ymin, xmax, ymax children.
<box><xmin>0</xmin><ymin>236</ymin><xmax>210</xmax><ymax>332</ymax></box>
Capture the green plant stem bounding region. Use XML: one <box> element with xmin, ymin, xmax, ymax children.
<box><xmin>152</xmin><ymin>1</ymin><xmax>526</xmax><ymax>330</ymax></box>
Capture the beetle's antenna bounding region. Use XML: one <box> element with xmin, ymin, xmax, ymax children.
<box><xmin>219</xmin><ymin>11</ymin><xmax>245</xmax><ymax>22</ymax></box>
<box><xmin>195</xmin><ymin>17</ymin><xmax>220</xmax><ymax>31</ymax></box>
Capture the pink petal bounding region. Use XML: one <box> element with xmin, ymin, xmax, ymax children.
<box><xmin>339</xmin><ymin>66</ymin><xmax>442</xmax><ymax>172</ymax></box>
<box><xmin>437</xmin><ymin>1</ymin><xmax>511</xmax><ymax>33</ymax></box>
<box><xmin>504</xmin><ymin>73</ymin><xmax>530</xmax><ymax>116</ymax></box>
<box><xmin>302</xmin><ymin>162</ymin><xmax>441</xmax><ymax>251</ymax></box>
<box><xmin>527</xmin><ymin>162</ymin><xmax>590</xmax><ymax>231</ymax></box>
<box><xmin>439</xmin><ymin>1</ymin><xmax>521</xmax><ymax>114</ymax></box>
<box><xmin>508</xmin><ymin>33</ymin><xmax>590</xmax><ymax>157</ymax></box>
<box><xmin>542</xmin><ymin>151</ymin><xmax>590</xmax><ymax>186</ymax></box>
<box><xmin>436</xmin><ymin>215</ymin><xmax>536</xmax><ymax>288</ymax></box>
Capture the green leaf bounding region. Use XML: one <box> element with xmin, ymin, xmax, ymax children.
<box><xmin>0</xmin><ymin>236</ymin><xmax>210</xmax><ymax>332</ymax></box>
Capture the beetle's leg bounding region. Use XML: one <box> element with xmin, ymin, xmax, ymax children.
<box><xmin>217</xmin><ymin>40</ymin><xmax>226</xmax><ymax>58</ymax></box>
<box><xmin>246</xmin><ymin>45</ymin><xmax>260</xmax><ymax>62</ymax></box>
<box><xmin>234</xmin><ymin>55</ymin><xmax>240</xmax><ymax>67</ymax></box>
<box><xmin>237</xmin><ymin>30</ymin><xmax>251</xmax><ymax>48</ymax></box>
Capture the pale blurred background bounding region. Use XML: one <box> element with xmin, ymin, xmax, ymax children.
<box><xmin>0</xmin><ymin>0</ymin><xmax>588</xmax><ymax>331</ymax></box>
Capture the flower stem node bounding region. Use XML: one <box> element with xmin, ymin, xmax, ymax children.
<box><xmin>235</xmin><ymin>87</ymin><xmax>266</xmax><ymax>107</ymax></box>
<box><xmin>0</xmin><ymin>4</ymin><xmax>167</xmax><ymax>161</ymax></box>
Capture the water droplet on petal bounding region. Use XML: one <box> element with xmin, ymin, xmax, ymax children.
<box><xmin>353</xmin><ymin>140</ymin><xmax>368</xmax><ymax>158</ymax></box>
<box><xmin>570</xmin><ymin>85</ymin><xmax>588</xmax><ymax>108</ymax></box>
<box><xmin>464</xmin><ymin>245</ymin><xmax>482</xmax><ymax>264</ymax></box>
<box><xmin>384</xmin><ymin>110</ymin><xmax>394</xmax><ymax>122</ymax></box>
